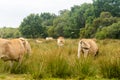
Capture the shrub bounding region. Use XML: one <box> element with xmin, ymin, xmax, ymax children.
<box><xmin>95</xmin><ymin>21</ymin><xmax>120</xmax><ymax>39</ymax></box>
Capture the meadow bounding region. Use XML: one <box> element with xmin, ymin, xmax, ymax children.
<box><xmin>0</xmin><ymin>39</ymin><xmax>120</xmax><ymax>80</ymax></box>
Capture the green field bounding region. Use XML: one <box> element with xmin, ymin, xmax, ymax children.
<box><xmin>0</xmin><ymin>39</ymin><xmax>120</xmax><ymax>80</ymax></box>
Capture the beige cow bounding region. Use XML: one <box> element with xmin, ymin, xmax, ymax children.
<box><xmin>45</xmin><ymin>37</ymin><xmax>54</xmax><ymax>41</ymax></box>
<box><xmin>78</xmin><ymin>39</ymin><xmax>99</xmax><ymax>58</ymax></box>
<box><xmin>0</xmin><ymin>38</ymin><xmax>31</xmax><ymax>63</ymax></box>
<box><xmin>35</xmin><ymin>39</ymin><xmax>43</xmax><ymax>43</ymax></box>
<box><xmin>57</xmin><ymin>36</ymin><xmax>65</xmax><ymax>46</ymax></box>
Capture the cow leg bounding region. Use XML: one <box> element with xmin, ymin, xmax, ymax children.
<box><xmin>83</xmin><ymin>49</ymin><xmax>89</xmax><ymax>58</ymax></box>
<box><xmin>9</xmin><ymin>61</ymin><xmax>13</xmax><ymax>68</ymax></box>
<box><xmin>9</xmin><ymin>61</ymin><xmax>14</xmax><ymax>72</ymax></box>
<box><xmin>78</xmin><ymin>43</ymin><xmax>82</xmax><ymax>58</ymax></box>
<box><xmin>16</xmin><ymin>54</ymin><xmax>23</xmax><ymax>68</ymax></box>
<box><xmin>19</xmin><ymin>54</ymin><xmax>23</xmax><ymax>65</ymax></box>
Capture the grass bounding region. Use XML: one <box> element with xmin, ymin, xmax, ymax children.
<box><xmin>0</xmin><ymin>74</ymin><xmax>33</xmax><ymax>80</ymax></box>
<box><xmin>99</xmin><ymin>56</ymin><xmax>120</xmax><ymax>79</ymax></box>
<box><xmin>0</xmin><ymin>39</ymin><xmax>120</xmax><ymax>80</ymax></box>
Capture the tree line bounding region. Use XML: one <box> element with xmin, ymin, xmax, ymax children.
<box><xmin>0</xmin><ymin>0</ymin><xmax>120</xmax><ymax>39</ymax></box>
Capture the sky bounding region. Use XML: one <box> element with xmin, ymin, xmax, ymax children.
<box><xmin>0</xmin><ymin>0</ymin><xmax>92</xmax><ymax>28</ymax></box>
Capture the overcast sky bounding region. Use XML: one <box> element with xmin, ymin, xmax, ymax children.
<box><xmin>0</xmin><ymin>0</ymin><xmax>92</xmax><ymax>28</ymax></box>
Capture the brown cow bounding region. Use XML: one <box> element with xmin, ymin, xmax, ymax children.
<box><xmin>78</xmin><ymin>39</ymin><xmax>99</xmax><ymax>58</ymax></box>
<box><xmin>0</xmin><ymin>38</ymin><xmax>31</xmax><ymax>63</ymax></box>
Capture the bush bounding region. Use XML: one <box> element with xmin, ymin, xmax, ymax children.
<box><xmin>95</xmin><ymin>21</ymin><xmax>120</xmax><ymax>39</ymax></box>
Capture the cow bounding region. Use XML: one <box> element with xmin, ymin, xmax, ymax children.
<box><xmin>0</xmin><ymin>38</ymin><xmax>31</xmax><ymax>63</ymax></box>
<box><xmin>45</xmin><ymin>37</ymin><xmax>54</xmax><ymax>41</ymax></box>
<box><xmin>78</xmin><ymin>39</ymin><xmax>99</xmax><ymax>58</ymax></box>
<box><xmin>57</xmin><ymin>36</ymin><xmax>65</xmax><ymax>46</ymax></box>
<box><xmin>35</xmin><ymin>39</ymin><xmax>43</xmax><ymax>43</ymax></box>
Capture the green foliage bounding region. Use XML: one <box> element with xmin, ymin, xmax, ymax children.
<box><xmin>53</xmin><ymin>10</ymin><xmax>71</xmax><ymax>38</ymax></box>
<box><xmin>93</xmin><ymin>0</ymin><xmax>120</xmax><ymax>17</ymax></box>
<box><xmin>69</xmin><ymin>3</ymin><xmax>94</xmax><ymax>38</ymax></box>
<box><xmin>47</xmin><ymin>26</ymin><xmax>56</xmax><ymax>37</ymax></box>
<box><xmin>93</xmin><ymin>12</ymin><xmax>118</xmax><ymax>28</ymax></box>
<box><xmin>0</xmin><ymin>27</ymin><xmax>21</xmax><ymax>38</ymax></box>
<box><xmin>40</xmin><ymin>12</ymin><xmax>56</xmax><ymax>27</ymax></box>
<box><xmin>17</xmin><ymin>2</ymin><xmax>119</xmax><ymax>39</ymax></box>
<box><xmin>100</xmin><ymin>12</ymin><xmax>112</xmax><ymax>18</ymax></box>
<box><xmin>95</xmin><ymin>21</ymin><xmax>120</xmax><ymax>39</ymax></box>
<box><xmin>83</xmin><ymin>4</ymin><xmax>95</xmax><ymax>24</ymax></box>
<box><xmin>80</xmin><ymin>24</ymin><xmax>95</xmax><ymax>38</ymax></box>
<box><xmin>2</xmin><ymin>0</ymin><xmax>120</xmax><ymax>39</ymax></box>
<box><xmin>19</xmin><ymin>14</ymin><xmax>44</xmax><ymax>38</ymax></box>
<box><xmin>81</xmin><ymin>12</ymin><xmax>120</xmax><ymax>38</ymax></box>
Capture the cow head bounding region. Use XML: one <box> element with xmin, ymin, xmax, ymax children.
<box><xmin>19</xmin><ymin>38</ymin><xmax>31</xmax><ymax>55</ymax></box>
<box><xmin>78</xmin><ymin>40</ymin><xmax>91</xmax><ymax>58</ymax></box>
<box><xmin>80</xmin><ymin>41</ymin><xmax>90</xmax><ymax>54</ymax></box>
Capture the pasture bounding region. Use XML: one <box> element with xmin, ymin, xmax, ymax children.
<box><xmin>0</xmin><ymin>39</ymin><xmax>120</xmax><ymax>80</ymax></box>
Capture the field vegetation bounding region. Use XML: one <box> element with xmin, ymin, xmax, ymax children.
<box><xmin>0</xmin><ymin>39</ymin><xmax>120</xmax><ymax>80</ymax></box>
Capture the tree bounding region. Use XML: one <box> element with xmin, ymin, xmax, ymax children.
<box><xmin>95</xmin><ymin>21</ymin><xmax>120</xmax><ymax>39</ymax></box>
<box><xmin>40</xmin><ymin>12</ymin><xmax>56</xmax><ymax>27</ymax></box>
<box><xmin>69</xmin><ymin>3</ymin><xmax>94</xmax><ymax>38</ymax></box>
<box><xmin>100</xmin><ymin>12</ymin><xmax>112</xmax><ymax>18</ymax></box>
<box><xmin>80</xmin><ymin>12</ymin><xmax>119</xmax><ymax>38</ymax></box>
<box><xmin>53</xmin><ymin>10</ymin><xmax>71</xmax><ymax>37</ymax></box>
<box><xmin>93</xmin><ymin>0</ymin><xmax>120</xmax><ymax>17</ymax></box>
<box><xmin>0</xmin><ymin>27</ymin><xmax>21</xmax><ymax>38</ymax></box>
<box><xmin>19</xmin><ymin>14</ymin><xmax>44</xmax><ymax>38</ymax></box>
<box><xmin>47</xmin><ymin>26</ymin><xmax>56</xmax><ymax>37</ymax></box>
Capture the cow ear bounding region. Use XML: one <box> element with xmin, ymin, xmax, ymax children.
<box><xmin>19</xmin><ymin>38</ymin><xmax>31</xmax><ymax>54</ymax></box>
<box><xmin>80</xmin><ymin>41</ymin><xmax>82</xmax><ymax>44</ymax></box>
<box><xmin>92</xmin><ymin>38</ymin><xmax>97</xmax><ymax>42</ymax></box>
<box><xmin>81</xmin><ymin>41</ymin><xmax>90</xmax><ymax>48</ymax></box>
<box><xmin>80</xmin><ymin>41</ymin><xmax>86</xmax><ymax>46</ymax></box>
<box><xmin>19</xmin><ymin>38</ymin><xmax>26</xmax><ymax>45</ymax></box>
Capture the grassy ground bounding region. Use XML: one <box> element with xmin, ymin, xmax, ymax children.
<box><xmin>0</xmin><ymin>39</ymin><xmax>120</xmax><ymax>80</ymax></box>
<box><xmin>0</xmin><ymin>74</ymin><xmax>33</xmax><ymax>80</ymax></box>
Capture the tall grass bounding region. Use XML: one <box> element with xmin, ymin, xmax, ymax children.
<box><xmin>99</xmin><ymin>56</ymin><xmax>120</xmax><ymax>79</ymax></box>
<box><xmin>96</xmin><ymin>39</ymin><xmax>120</xmax><ymax>79</ymax></box>
<box><xmin>0</xmin><ymin>39</ymin><xmax>120</xmax><ymax>79</ymax></box>
<box><xmin>45</xmin><ymin>53</ymin><xmax>71</xmax><ymax>78</ymax></box>
<box><xmin>70</xmin><ymin>57</ymin><xmax>96</xmax><ymax>79</ymax></box>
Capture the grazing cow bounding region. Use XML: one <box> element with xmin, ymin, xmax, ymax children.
<box><xmin>0</xmin><ymin>38</ymin><xmax>31</xmax><ymax>63</ymax></box>
<box><xmin>45</xmin><ymin>37</ymin><xmax>54</xmax><ymax>41</ymax></box>
<box><xmin>35</xmin><ymin>39</ymin><xmax>43</xmax><ymax>43</ymax></box>
<box><xmin>57</xmin><ymin>36</ymin><xmax>65</xmax><ymax>46</ymax></box>
<box><xmin>78</xmin><ymin>39</ymin><xmax>98</xmax><ymax>58</ymax></box>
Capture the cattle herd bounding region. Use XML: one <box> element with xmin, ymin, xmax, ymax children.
<box><xmin>0</xmin><ymin>36</ymin><xmax>99</xmax><ymax>66</ymax></box>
